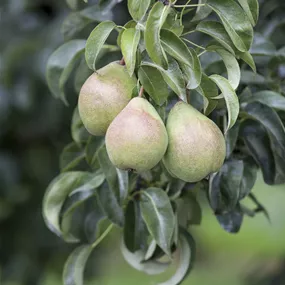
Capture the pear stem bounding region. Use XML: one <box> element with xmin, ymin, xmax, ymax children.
<box><xmin>119</xmin><ymin>57</ymin><xmax>125</xmax><ymax>65</ymax></box>
<box><xmin>138</xmin><ymin>86</ymin><xmax>144</xmax><ymax>97</ymax></box>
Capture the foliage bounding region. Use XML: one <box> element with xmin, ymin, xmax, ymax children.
<box><xmin>42</xmin><ymin>0</ymin><xmax>285</xmax><ymax>284</ymax></box>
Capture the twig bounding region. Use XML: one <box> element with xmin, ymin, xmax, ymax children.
<box><xmin>119</xmin><ymin>57</ymin><xmax>125</xmax><ymax>65</ymax></box>
<box><xmin>138</xmin><ymin>86</ymin><xmax>144</xmax><ymax>97</ymax></box>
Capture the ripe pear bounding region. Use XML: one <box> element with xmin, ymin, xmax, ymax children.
<box><xmin>163</xmin><ymin>102</ymin><xmax>226</xmax><ymax>182</ymax></box>
<box><xmin>78</xmin><ymin>61</ymin><xmax>136</xmax><ymax>136</ymax></box>
<box><xmin>106</xmin><ymin>97</ymin><xmax>168</xmax><ymax>172</ymax></box>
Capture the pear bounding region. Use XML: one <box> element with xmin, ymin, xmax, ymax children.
<box><xmin>106</xmin><ymin>97</ymin><xmax>168</xmax><ymax>172</ymax></box>
<box><xmin>163</xmin><ymin>102</ymin><xmax>226</xmax><ymax>182</ymax></box>
<box><xmin>78</xmin><ymin>61</ymin><xmax>136</xmax><ymax>136</ymax></box>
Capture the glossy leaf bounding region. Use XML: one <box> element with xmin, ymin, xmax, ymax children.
<box><xmin>142</xmin><ymin>60</ymin><xmax>187</xmax><ymax>102</ymax></box>
<box><xmin>121</xmin><ymin>28</ymin><xmax>141</xmax><ymax>76</ymax></box>
<box><xmin>239</xmin><ymin>120</ymin><xmax>276</xmax><ymax>185</ymax></box>
<box><xmin>60</xmin><ymin>142</ymin><xmax>86</xmax><ymax>173</ymax></box>
<box><xmin>195</xmin><ymin>73</ymin><xmax>218</xmax><ymax>115</ymax></box>
<box><xmin>179</xmin><ymin>49</ymin><xmax>202</xmax><ymax>90</ymax></box>
<box><xmin>116</xmin><ymin>168</ymin><xmax>129</xmax><ymax>203</ymax></box>
<box><xmin>238</xmin><ymin>51</ymin><xmax>256</xmax><ymax>73</ymax></box>
<box><xmin>63</xmin><ymin>245</ymin><xmax>92</xmax><ymax>285</ymax></box>
<box><xmin>46</xmin><ymin>40</ymin><xmax>85</xmax><ymax>104</ymax></box>
<box><xmin>140</xmin><ymin>187</ymin><xmax>175</xmax><ymax>256</ymax></box>
<box><xmin>242</xmin><ymin>91</ymin><xmax>285</xmax><ymax>111</ymax></box>
<box><xmin>242</xmin><ymin>102</ymin><xmax>285</xmax><ymax>150</ymax></box>
<box><xmin>145</xmin><ymin>2</ymin><xmax>170</xmax><ymax>69</ymax></box>
<box><xmin>43</xmin><ymin>171</ymin><xmax>105</xmax><ymax>242</ymax></box>
<box><xmin>158</xmin><ymin>228</ymin><xmax>196</xmax><ymax>285</ymax></box>
<box><xmin>196</xmin><ymin>21</ymin><xmax>235</xmax><ymax>55</ymax></box>
<box><xmin>206</xmin><ymin>0</ymin><xmax>253</xmax><ymax>52</ymax></box>
<box><xmin>237</xmin><ymin>0</ymin><xmax>259</xmax><ymax>26</ymax></box>
<box><xmin>120</xmin><ymin>239</ymin><xmax>170</xmax><ymax>275</ymax></box>
<box><xmin>85</xmin><ymin>21</ymin><xmax>116</xmax><ymax>71</ymax></box>
<box><xmin>209</xmin><ymin>75</ymin><xmax>239</xmax><ymax>131</ymax></box>
<box><xmin>138</xmin><ymin>66</ymin><xmax>169</xmax><ymax>105</ymax></box>
<box><xmin>117</xmin><ymin>20</ymin><xmax>137</xmax><ymax>47</ymax></box>
<box><xmin>128</xmin><ymin>0</ymin><xmax>151</xmax><ymax>21</ymax></box>
<box><xmin>208</xmin><ymin>46</ymin><xmax>240</xmax><ymax>89</ymax></box>
<box><xmin>225</xmin><ymin>121</ymin><xmax>240</xmax><ymax>158</ymax></box>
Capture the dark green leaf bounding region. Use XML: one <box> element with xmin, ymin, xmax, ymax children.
<box><xmin>63</xmin><ymin>245</ymin><xmax>92</xmax><ymax>285</ymax></box>
<box><xmin>128</xmin><ymin>0</ymin><xmax>151</xmax><ymax>21</ymax></box>
<box><xmin>124</xmin><ymin>200</ymin><xmax>148</xmax><ymax>253</ymax></box>
<box><xmin>85</xmin><ymin>21</ymin><xmax>116</xmax><ymax>71</ymax></box>
<box><xmin>206</xmin><ymin>0</ymin><xmax>253</xmax><ymax>52</ymax></box>
<box><xmin>145</xmin><ymin>2</ymin><xmax>170</xmax><ymax>69</ymax></box>
<box><xmin>209</xmin><ymin>75</ymin><xmax>239</xmax><ymax>131</ymax></box>
<box><xmin>239</xmin><ymin>120</ymin><xmax>276</xmax><ymax>185</ymax></box>
<box><xmin>225</xmin><ymin>121</ymin><xmax>240</xmax><ymax>158</ymax></box>
<box><xmin>46</xmin><ymin>40</ymin><xmax>85</xmax><ymax>104</ymax></box>
<box><xmin>166</xmin><ymin>179</ymin><xmax>186</xmax><ymax>200</ymax></box>
<box><xmin>140</xmin><ymin>187</ymin><xmax>175</xmax><ymax>256</ymax></box>
<box><xmin>158</xmin><ymin>228</ymin><xmax>196</xmax><ymax>285</ymax></box>
<box><xmin>43</xmin><ymin>171</ymin><xmax>105</xmax><ymax>242</ymax></box>
<box><xmin>216</xmin><ymin>206</ymin><xmax>243</xmax><ymax>233</ymax></box>
<box><xmin>121</xmin><ymin>28</ymin><xmax>141</xmax><ymax>76</ymax></box>
<box><xmin>60</xmin><ymin>142</ymin><xmax>86</xmax><ymax>173</ymax></box>
<box><xmin>138</xmin><ymin>66</ymin><xmax>169</xmax><ymax>106</ymax></box>
<box><xmin>142</xmin><ymin>59</ymin><xmax>187</xmax><ymax>102</ymax></box>
<box><xmin>74</xmin><ymin>58</ymin><xmax>93</xmax><ymax>93</ymax></box>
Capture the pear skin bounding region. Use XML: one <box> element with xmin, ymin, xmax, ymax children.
<box><xmin>163</xmin><ymin>102</ymin><xmax>226</xmax><ymax>182</ymax></box>
<box><xmin>106</xmin><ymin>97</ymin><xmax>168</xmax><ymax>172</ymax></box>
<box><xmin>78</xmin><ymin>61</ymin><xmax>136</xmax><ymax>136</ymax></box>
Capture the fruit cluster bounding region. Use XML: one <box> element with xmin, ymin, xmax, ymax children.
<box><xmin>79</xmin><ymin>61</ymin><xmax>226</xmax><ymax>183</ymax></box>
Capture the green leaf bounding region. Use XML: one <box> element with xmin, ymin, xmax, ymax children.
<box><xmin>196</xmin><ymin>21</ymin><xmax>236</xmax><ymax>55</ymax></box>
<box><xmin>128</xmin><ymin>0</ymin><xmax>151</xmax><ymax>21</ymax></box>
<box><xmin>140</xmin><ymin>187</ymin><xmax>175</xmax><ymax>256</ymax></box>
<box><xmin>240</xmin><ymin>70</ymin><xmax>270</xmax><ymax>85</ymax></box>
<box><xmin>179</xmin><ymin>49</ymin><xmax>202</xmax><ymax>90</ymax></box>
<box><xmin>241</xmin><ymin>102</ymin><xmax>285</xmax><ymax>150</ymax></box>
<box><xmin>158</xmin><ymin>228</ymin><xmax>196</xmax><ymax>285</ymax></box>
<box><xmin>239</xmin><ymin>120</ymin><xmax>276</xmax><ymax>185</ymax></box>
<box><xmin>117</xmin><ymin>20</ymin><xmax>137</xmax><ymax>47</ymax></box>
<box><xmin>191</xmin><ymin>0</ymin><xmax>212</xmax><ymax>22</ymax></box>
<box><xmin>63</xmin><ymin>245</ymin><xmax>92</xmax><ymax>285</ymax></box>
<box><xmin>43</xmin><ymin>171</ymin><xmax>105</xmax><ymax>242</ymax></box>
<box><xmin>85</xmin><ymin>136</ymin><xmax>104</xmax><ymax>170</ymax></box>
<box><xmin>71</xmin><ymin>107</ymin><xmax>90</xmax><ymax>146</ymax></box>
<box><xmin>208</xmin><ymin>46</ymin><xmax>240</xmax><ymax>89</ymax></box>
<box><xmin>138</xmin><ymin>66</ymin><xmax>169</xmax><ymax>106</ymax></box>
<box><xmin>236</xmin><ymin>0</ymin><xmax>259</xmax><ymax>26</ymax></box>
<box><xmin>206</xmin><ymin>0</ymin><xmax>253</xmax><ymax>52</ymax></box>
<box><xmin>225</xmin><ymin>121</ymin><xmax>240</xmax><ymax>158</ymax></box>
<box><xmin>120</xmin><ymin>239</ymin><xmax>170</xmax><ymax>275</ymax></box>
<box><xmin>74</xmin><ymin>58</ymin><xmax>93</xmax><ymax>93</ymax></box>
<box><xmin>239</xmin><ymin>157</ymin><xmax>258</xmax><ymax>200</ymax></box>
<box><xmin>160</xmin><ymin>29</ymin><xmax>194</xmax><ymax>68</ymax></box>
<box><xmin>238</xmin><ymin>51</ymin><xmax>256</xmax><ymax>73</ymax></box>
<box><xmin>85</xmin><ymin>21</ymin><xmax>116</xmax><ymax>71</ymax></box>
<box><xmin>60</xmin><ymin>142</ymin><xmax>86</xmax><ymax>173</ymax></box>
<box><xmin>121</xmin><ymin>28</ymin><xmax>141</xmax><ymax>76</ymax></box>
<box><xmin>124</xmin><ymin>200</ymin><xmax>148</xmax><ymax>253</ymax></box>
<box><xmin>162</xmin><ymin>9</ymin><xmax>184</xmax><ymax>36</ymax></box>
<box><xmin>116</xmin><ymin>168</ymin><xmax>129</xmax><ymax>202</ymax></box>
<box><xmin>242</xmin><ymin>91</ymin><xmax>285</xmax><ymax>111</ymax></box>
<box><xmin>142</xmin><ymin>59</ymin><xmax>187</xmax><ymax>102</ymax></box>
<box><xmin>216</xmin><ymin>206</ymin><xmax>244</xmax><ymax>233</ymax></box>
<box><xmin>209</xmin><ymin>75</ymin><xmax>239</xmax><ymax>131</ymax></box>
<box><xmin>145</xmin><ymin>2</ymin><xmax>170</xmax><ymax>69</ymax></box>
<box><xmin>46</xmin><ymin>40</ymin><xmax>85</xmax><ymax>104</ymax></box>
<box><xmin>195</xmin><ymin>73</ymin><xmax>218</xmax><ymax>115</ymax></box>
<box><xmin>166</xmin><ymin>179</ymin><xmax>186</xmax><ymax>200</ymax></box>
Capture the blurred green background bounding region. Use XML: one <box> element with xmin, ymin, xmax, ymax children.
<box><xmin>1</xmin><ymin>0</ymin><xmax>285</xmax><ymax>285</ymax></box>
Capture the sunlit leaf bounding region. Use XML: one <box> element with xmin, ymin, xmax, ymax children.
<box><xmin>128</xmin><ymin>0</ymin><xmax>151</xmax><ymax>21</ymax></box>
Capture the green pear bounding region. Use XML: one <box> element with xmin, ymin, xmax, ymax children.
<box><xmin>163</xmin><ymin>102</ymin><xmax>226</xmax><ymax>182</ymax></box>
<box><xmin>106</xmin><ymin>97</ymin><xmax>168</xmax><ymax>172</ymax></box>
<box><xmin>78</xmin><ymin>61</ymin><xmax>136</xmax><ymax>136</ymax></box>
